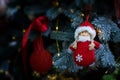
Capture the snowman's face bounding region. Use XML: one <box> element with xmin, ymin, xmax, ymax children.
<box><xmin>79</xmin><ymin>31</ymin><xmax>90</xmax><ymax>37</ymax></box>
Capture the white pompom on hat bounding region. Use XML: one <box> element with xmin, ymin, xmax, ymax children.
<box><xmin>74</xmin><ymin>15</ymin><xmax>96</xmax><ymax>39</ymax></box>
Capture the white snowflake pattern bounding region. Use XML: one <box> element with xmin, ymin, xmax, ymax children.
<box><xmin>75</xmin><ymin>54</ymin><xmax>83</xmax><ymax>62</ymax></box>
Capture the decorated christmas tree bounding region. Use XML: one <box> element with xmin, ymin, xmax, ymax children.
<box><xmin>0</xmin><ymin>0</ymin><xmax>120</xmax><ymax>80</ymax></box>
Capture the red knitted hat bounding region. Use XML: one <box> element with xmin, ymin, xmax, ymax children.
<box><xmin>74</xmin><ymin>15</ymin><xmax>96</xmax><ymax>39</ymax></box>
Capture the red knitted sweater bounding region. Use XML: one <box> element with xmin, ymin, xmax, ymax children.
<box><xmin>70</xmin><ymin>41</ymin><xmax>100</xmax><ymax>66</ymax></box>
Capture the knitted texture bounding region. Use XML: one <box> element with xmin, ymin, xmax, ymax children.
<box><xmin>70</xmin><ymin>41</ymin><xmax>100</xmax><ymax>66</ymax></box>
<box><xmin>29</xmin><ymin>36</ymin><xmax>52</xmax><ymax>74</ymax></box>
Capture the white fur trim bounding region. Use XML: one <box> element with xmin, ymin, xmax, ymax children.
<box><xmin>77</xmin><ymin>36</ymin><xmax>91</xmax><ymax>42</ymax></box>
<box><xmin>74</xmin><ymin>26</ymin><xmax>96</xmax><ymax>39</ymax></box>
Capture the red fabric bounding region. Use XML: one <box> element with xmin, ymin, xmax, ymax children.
<box><xmin>22</xmin><ymin>16</ymin><xmax>48</xmax><ymax>48</ymax></box>
<box><xmin>71</xmin><ymin>41</ymin><xmax>100</xmax><ymax>66</ymax></box>
<box><xmin>29</xmin><ymin>36</ymin><xmax>52</xmax><ymax>74</ymax></box>
<box><xmin>33</xmin><ymin>16</ymin><xmax>48</xmax><ymax>32</ymax></box>
<box><xmin>79</xmin><ymin>15</ymin><xmax>94</xmax><ymax>30</ymax></box>
<box><xmin>94</xmin><ymin>41</ymin><xmax>100</xmax><ymax>49</ymax></box>
<box><xmin>22</xmin><ymin>16</ymin><xmax>49</xmax><ymax>79</ymax></box>
<box><xmin>70</xmin><ymin>46</ymin><xmax>75</xmax><ymax>51</ymax></box>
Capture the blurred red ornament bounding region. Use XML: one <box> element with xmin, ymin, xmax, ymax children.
<box><xmin>22</xmin><ymin>16</ymin><xmax>51</xmax><ymax>79</ymax></box>
<box><xmin>29</xmin><ymin>36</ymin><xmax>52</xmax><ymax>74</ymax></box>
